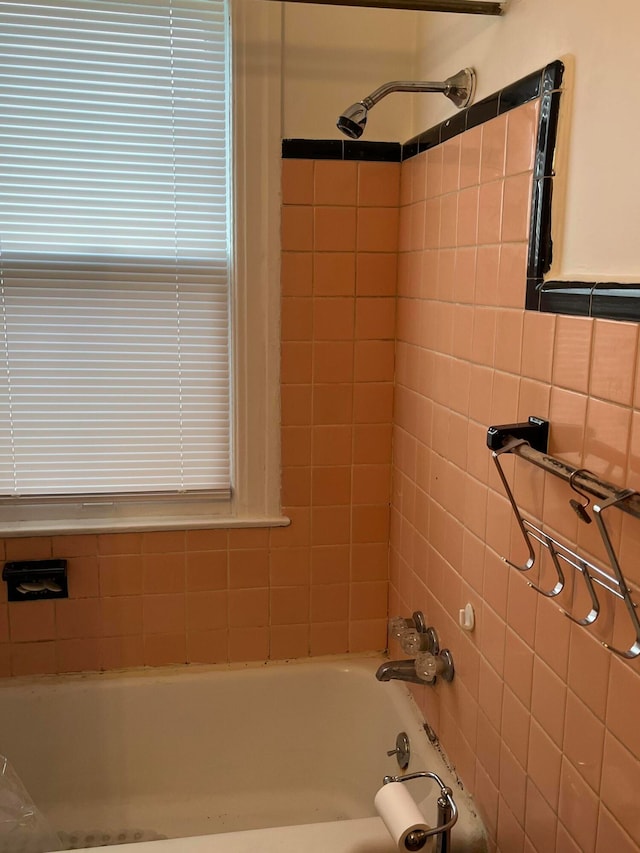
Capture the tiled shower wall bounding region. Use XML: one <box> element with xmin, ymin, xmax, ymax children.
<box><xmin>0</xmin><ymin>159</ymin><xmax>400</xmax><ymax>677</ymax></box>
<box><xmin>390</xmin><ymin>99</ymin><xmax>640</xmax><ymax>852</ymax></box>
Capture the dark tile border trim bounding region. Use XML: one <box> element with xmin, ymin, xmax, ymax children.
<box><xmin>282</xmin><ymin>139</ymin><xmax>401</xmax><ymax>162</ymax></box>
<box><xmin>282</xmin><ymin>59</ymin><xmax>640</xmax><ymax>322</ymax></box>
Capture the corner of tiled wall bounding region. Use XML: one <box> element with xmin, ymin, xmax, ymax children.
<box><xmin>390</xmin><ymin>97</ymin><xmax>640</xmax><ymax>853</ymax></box>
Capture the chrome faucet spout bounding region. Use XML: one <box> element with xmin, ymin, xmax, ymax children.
<box><xmin>375</xmin><ymin>659</ymin><xmax>425</xmax><ymax>685</ymax></box>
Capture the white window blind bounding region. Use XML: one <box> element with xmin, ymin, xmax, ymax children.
<box><xmin>0</xmin><ymin>0</ymin><xmax>231</xmax><ymax>498</ymax></box>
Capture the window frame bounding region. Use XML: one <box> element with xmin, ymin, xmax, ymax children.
<box><xmin>0</xmin><ymin>0</ymin><xmax>287</xmax><ymax>536</ymax></box>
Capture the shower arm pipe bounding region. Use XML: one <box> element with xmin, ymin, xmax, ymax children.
<box><xmin>361</xmin><ymin>80</ymin><xmax>453</xmax><ymax>109</ymax></box>
<box><xmin>266</xmin><ymin>0</ymin><xmax>505</xmax><ymax>14</ymax></box>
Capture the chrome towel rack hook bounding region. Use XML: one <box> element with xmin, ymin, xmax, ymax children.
<box><xmin>487</xmin><ymin>417</ymin><xmax>640</xmax><ymax>660</ymax></box>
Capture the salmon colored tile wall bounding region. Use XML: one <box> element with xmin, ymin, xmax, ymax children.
<box><xmin>391</xmin><ymin>98</ymin><xmax>640</xmax><ymax>853</ymax></box>
<box><xmin>0</xmin><ymin>159</ymin><xmax>399</xmax><ymax>678</ymax></box>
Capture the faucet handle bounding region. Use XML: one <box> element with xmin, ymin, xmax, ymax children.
<box><xmin>415</xmin><ymin>650</ymin><xmax>455</xmax><ymax>684</ymax></box>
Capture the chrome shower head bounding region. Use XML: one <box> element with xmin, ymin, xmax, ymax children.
<box><xmin>336</xmin><ymin>68</ymin><xmax>476</xmax><ymax>139</ymax></box>
<box><xmin>336</xmin><ymin>101</ymin><xmax>369</xmax><ymax>139</ymax></box>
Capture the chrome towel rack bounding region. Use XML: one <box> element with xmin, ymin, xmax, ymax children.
<box><xmin>487</xmin><ymin>417</ymin><xmax>640</xmax><ymax>660</ymax></box>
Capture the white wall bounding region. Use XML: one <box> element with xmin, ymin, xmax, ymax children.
<box><xmin>411</xmin><ymin>0</ymin><xmax>640</xmax><ymax>280</ymax></box>
<box><xmin>282</xmin><ymin>4</ymin><xmax>418</xmax><ymax>143</ymax></box>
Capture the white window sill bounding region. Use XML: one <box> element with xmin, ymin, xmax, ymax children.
<box><xmin>0</xmin><ymin>515</ymin><xmax>291</xmax><ymax>538</ymax></box>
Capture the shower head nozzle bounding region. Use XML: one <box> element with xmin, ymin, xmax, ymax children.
<box><xmin>336</xmin><ymin>69</ymin><xmax>476</xmax><ymax>140</ymax></box>
<box><xmin>336</xmin><ymin>101</ymin><xmax>368</xmax><ymax>139</ymax></box>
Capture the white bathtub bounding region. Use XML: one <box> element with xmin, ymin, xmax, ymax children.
<box><xmin>0</xmin><ymin>655</ymin><xmax>486</xmax><ymax>852</ymax></box>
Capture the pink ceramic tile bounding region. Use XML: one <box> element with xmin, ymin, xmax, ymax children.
<box><xmin>281</xmin><ymin>206</ymin><xmax>314</xmax><ymax>251</ymax></box>
<box><xmin>524</xmin><ymin>780</ymin><xmax>557</xmax><ymax>853</ymax></box>
<box><xmin>531</xmin><ymin>657</ymin><xmax>567</xmax><ymax>746</ymax></box>
<box><xmin>187</xmin><ymin>629</ymin><xmax>228</xmax><ymax>664</ymax></box>
<box><xmin>505</xmin><ymin>101</ymin><xmax>538</xmax><ymax>176</ymax></box>
<box><xmin>477</xmin><ymin>180</ymin><xmax>504</xmax><ymax>246</ymax></box>
<box><xmin>426</xmin><ymin>146</ymin><xmax>443</xmax><ymax>198</ymax></box>
<box><xmin>314</xmin><ymin>206</ymin><xmax>356</xmax><ymax>252</ymax></box>
<box><xmin>310</xmin><ymin>621</ymin><xmax>349</xmax><ymax>655</ymax></box>
<box><xmin>229</xmin><ymin>626</ymin><xmax>269</xmax><ymax>662</ymax></box>
<box><xmin>481</xmin><ymin>114</ymin><xmax>507</xmax><ymax>183</ymax></box>
<box><xmin>357</xmin><ymin>208</ymin><xmax>399</xmax><ymax>253</ymax></box>
<box><xmin>313</xmin><ymin>161</ymin><xmax>357</xmax><ymax>206</ymax></box>
<box><xmin>441</xmin><ymin>137</ymin><xmax>461</xmax><ymax>194</ymax></box>
<box><xmin>476</xmin><ymin>710</ymin><xmax>501</xmax><ymax>786</ymax></box>
<box><xmin>356</xmin><ymin>252</ymin><xmax>398</xmax><ymax>296</ymax></box>
<box><xmin>142</xmin><ymin>552</ymin><xmax>186</xmax><ymax>594</ymax></box>
<box><xmin>100</xmin><ymin>635</ymin><xmax>144</xmax><ymax>670</ymax></box>
<box><xmin>66</xmin><ymin>556</ymin><xmax>100</xmax><ymax>599</ymax></box>
<box><xmin>590</xmin><ymin>318</ymin><xmax>638</xmax><ymax>405</ymax></box>
<box><xmin>567</xmin><ymin>623</ymin><xmax>611</xmax><ymax>721</ymax></box>
<box><xmin>349</xmin><ymin>618</ymin><xmax>387</xmax><ymax>653</ymax></box>
<box><xmin>52</xmin><ymin>534</ymin><xmax>98</xmax><ymax>558</ymax></box>
<box><xmin>357</xmin><ymin>162</ymin><xmax>401</xmax><ymax>207</ymax></box>
<box><xmin>552</xmin><ymin>315</ymin><xmax>594</xmax><ymax>393</ymax></box>
<box><xmin>310</xmin><ymin>583</ymin><xmax>349</xmax><ymax>622</ymax></box>
<box><xmin>228</xmin><ymin>588</ymin><xmax>268</xmax><ymax>627</ymax></box>
<box><xmin>269</xmin><ymin>624</ymin><xmax>310</xmax><ymax>660</ymax></box>
<box><xmin>186</xmin><ymin>590</ymin><xmax>228</xmax><ymax>632</ymax></box>
<box><xmin>99</xmin><ymin>555</ymin><xmax>144</xmax><ymax>597</ymax></box>
<box><xmin>606</xmin><ymin>657</ymin><xmax>640</xmax><ymax>762</ymax></box>
<box><xmin>281</xmin><ymin>251</ymin><xmax>313</xmax><ymax>297</ymax></box>
<box><xmin>501</xmin><ymin>686</ymin><xmax>530</xmax><ymax>768</ymax></box>
<box><xmin>596</xmin><ymin>805</ymin><xmax>640</xmax><ymax>853</ymax></box>
<box><xmin>564</xmin><ymin>688</ymin><xmax>605</xmax><ymax>792</ymax></box>
<box><xmin>57</xmin><ymin>638</ymin><xmax>101</xmax><ymax>674</ymax></box>
<box><xmin>521</xmin><ymin>310</ymin><xmax>556</xmax><ymax>382</ymax></box>
<box><xmin>558</xmin><ymin>756</ymin><xmax>600</xmax><ymax>853</ymax></box>
<box><xmin>497</xmin><ymin>798</ymin><xmax>525</xmax><ymax>853</ymax></box>
<box><xmin>101</xmin><ymin>596</ymin><xmax>143</xmax><ymax>637</ymax></box>
<box><xmin>55</xmin><ymin>598</ymin><xmax>102</xmax><ymax>639</ymax></box>
<box><xmin>460</xmin><ymin>126</ymin><xmax>482</xmax><ymax>188</ymax></box>
<box><xmin>142</xmin><ymin>594</ymin><xmax>186</xmax><ymax>636</ymax></box>
<box><xmin>281</xmin><ymin>159</ymin><xmax>314</xmax><ymax>205</ymax></box>
<box><xmin>5</xmin><ymin>537</ymin><xmax>52</xmax><ymax>561</ymax></box>
<box><xmin>496</xmin><ymin>243</ymin><xmax>528</xmax><ymax>309</ymax></box>
<box><xmin>185</xmin><ymin>528</ymin><xmax>228</xmax><ymax>551</ymax></box>
<box><xmin>313</xmin><ymin>253</ymin><xmax>356</xmax><ymax>297</ymax></box>
<box><xmin>534</xmin><ymin>595</ymin><xmax>571</xmax><ymax>678</ymax></box>
<box><xmin>499</xmin><ymin>743</ymin><xmax>526</xmax><ymax>824</ymax></box>
<box><xmin>457</xmin><ymin>186</ymin><xmax>479</xmax><ymax>247</ymax></box>
<box><xmin>11</xmin><ymin>642</ymin><xmax>56</xmax><ymax>676</ymax></box>
<box><xmin>501</xmin><ymin>173</ymin><xmax>532</xmax><ymax>243</ymax></box>
<box><xmin>601</xmin><ymin>734</ymin><xmax>640</xmax><ymax>845</ymax></box>
<box><xmin>475</xmin><ymin>245</ymin><xmax>500</xmax><ymax>306</ymax></box>
<box><xmin>228</xmin><ymin>549</ymin><xmax>270</xmax><ymax>589</ymax></box>
<box><xmin>9</xmin><ymin>601</ymin><xmax>56</xmax><ymax>643</ymax></box>
<box><xmin>583</xmin><ymin>397</ymin><xmax>631</xmax><ymax>483</ymax></box>
<box><xmin>527</xmin><ymin>719</ymin><xmax>562</xmax><ymax>809</ymax></box>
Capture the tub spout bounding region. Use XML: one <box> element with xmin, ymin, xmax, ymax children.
<box><xmin>375</xmin><ymin>659</ymin><xmax>425</xmax><ymax>685</ymax></box>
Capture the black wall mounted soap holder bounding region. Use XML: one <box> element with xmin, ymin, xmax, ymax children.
<box><xmin>2</xmin><ymin>559</ymin><xmax>68</xmax><ymax>601</ymax></box>
<box><xmin>486</xmin><ymin>418</ymin><xmax>640</xmax><ymax>660</ymax></box>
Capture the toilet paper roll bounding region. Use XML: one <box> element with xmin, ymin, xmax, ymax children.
<box><xmin>374</xmin><ymin>781</ymin><xmax>430</xmax><ymax>850</ymax></box>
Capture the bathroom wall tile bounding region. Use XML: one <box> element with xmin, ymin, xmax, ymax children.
<box><xmin>481</xmin><ymin>114</ymin><xmax>507</xmax><ymax>183</ymax></box>
<box><xmin>142</xmin><ymin>531</ymin><xmax>185</xmax><ymax>555</ymax></box>
<box><xmin>313</xmin><ymin>296</ymin><xmax>355</xmax><ymax>340</ymax></box>
<box><xmin>441</xmin><ymin>137</ymin><xmax>461</xmax><ymax>194</ymax></box>
<box><xmin>281</xmin><ymin>385</ymin><xmax>312</xmax><ymax>426</ymax></box>
<box><xmin>357</xmin><ymin>208</ymin><xmax>399</xmax><ymax>253</ymax></box>
<box><xmin>596</xmin><ymin>805</ymin><xmax>640</xmax><ymax>853</ymax></box>
<box><xmin>53</xmin><ymin>534</ymin><xmax>98</xmax><ymax>558</ymax></box>
<box><xmin>314</xmin><ymin>206</ymin><xmax>357</xmax><ymax>252</ymax></box>
<box><xmin>457</xmin><ymin>186</ymin><xmax>479</xmax><ymax>247</ymax></box>
<box><xmin>497</xmin><ymin>243</ymin><xmax>528</xmax><ymax>309</ymax></box>
<box><xmin>477</xmin><ymin>181</ymin><xmax>504</xmax><ymax>246</ymax></box>
<box><xmin>350</xmin><ymin>580</ymin><xmax>387</xmax><ymax>620</ymax></box>
<box><xmin>281</xmin><ymin>205</ymin><xmax>313</xmax><ymax>251</ymax></box>
<box><xmin>310</xmin><ymin>545</ymin><xmax>350</xmax><ymax>585</ymax></box>
<box><xmin>563</xmin><ymin>688</ymin><xmax>605</xmax><ymax>792</ymax></box>
<box><xmin>348</xmin><ymin>618</ymin><xmax>386</xmax><ymax>652</ymax></box>
<box><xmin>229</xmin><ymin>626</ymin><xmax>269</xmax><ymax>663</ymax></box>
<box><xmin>583</xmin><ymin>397</ymin><xmax>631</xmax><ymax>483</ymax></box>
<box><xmin>589</xmin><ymin>318</ymin><xmax>638</xmax><ymax>405</ymax></box>
<box><xmin>504</xmin><ymin>628</ymin><xmax>534</xmax><ymax>705</ymax></box>
<box><xmin>358</xmin><ymin>162</ymin><xmax>401</xmax><ymax>208</ymax></box>
<box><xmin>312</xmin><ymin>385</ymin><xmax>353</xmax><ymax>426</ymax></box>
<box><xmin>5</xmin><ymin>536</ymin><xmax>52</xmax><ymax>561</ymax></box>
<box><xmin>281</xmin><ymin>297</ymin><xmax>313</xmax><ymax>341</ymax></box>
<box><xmin>558</xmin><ymin>757</ymin><xmax>599</xmax><ymax>853</ymax></box>
<box><xmin>311</xmin><ymin>466</ymin><xmax>351</xmax><ymax>507</ymax></box>
<box><xmin>354</xmin><ymin>340</ymin><xmax>395</xmax><ymax>383</ymax></box>
<box><xmin>410</xmin><ymin>154</ymin><xmax>427</xmax><ymax>205</ymax></box>
<box><xmin>55</xmin><ymin>598</ymin><xmax>102</xmax><ymax>640</ymax></box>
<box><xmin>505</xmin><ymin>101</ymin><xmax>538</xmax><ymax>176</ymax></box>
<box><xmin>101</xmin><ymin>596</ymin><xmax>143</xmax><ymax>637</ymax></box>
<box><xmin>475</xmin><ymin>245</ymin><xmax>500</xmax><ymax>306</ymax></box>
<box><xmin>556</xmin><ymin>821</ymin><xmax>583</xmax><ymax>853</ymax></box>
<box><xmin>228</xmin><ymin>588</ymin><xmax>268</xmax><ymax>628</ymax></box>
<box><xmin>460</xmin><ymin>126</ymin><xmax>482</xmax><ymax>189</ymax></box>
<box><xmin>501</xmin><ymin>173</ymin><xmax>533</xmax><ymax>243</ymax></box>
<box><xmin>310</xmin><ymin>620</ymin><xmax>349</xmax><ymax>656</ymax></box>
<box><xmin>311</xmin><ymin>506</ymin><xmax>351</xmax><ymax>546</ymax></box>
<box><xmin>476</xmin><ymin>709</ymin><xmax>501</xmax><ymax>786</ymax></box>
<box><xmin>567</xmin><ymin>624</ymin><xmax>611</xmax><ymax>721</ymax></box>
<box><xmin>356</xmin><ymin>252</ymin><xmax>397</xmax><ymax>296</ymax></box>
<box><xmin>534</xmin><ymin>595</ymin><xmax>571</xmax><ymax>679</ymax></box>
<box><xmin>475</xmin><ymin>763</ymin><xmax>499</xmax><ymax>843</ymax></box>
<box><xmin>186</xmin><ymin>551</ymin><xmax>227</xmax><ymax>592</ymax></box>
<box><xmin>527</xmin><ymin>719</ymin><xmax>562</xmax><ymax>809</ymax></box>
<box><xmin>521</xmin><ymin>309</ymin><xmax>555</xmax><ymax>382</ymax></box>
<box><xmin>281</xmin><ymin>159</ymin><xmax>314</xmax><ymax>205</ymax></box>
<box><xmin>281</xmin><ymin>251</ymin><xmax>313</xmax><ymax>297</ymax></box>
<box><xmin>547</xmin><ymin>387</ymin><xmax>588</xmax><ymax>465</ymax></box>
<box><xmin>524</xmin><ymin>781</ymin><xmax>557</xmax><ymax>853</ymax></box>
<box><xmin>142</xmin><ymin>553</ymin><xmax>185</xmax><ymax>595</ymax></box>
<box><xmin>601</xmin><ymin>734</ymin><xmax>640</xmax><ymax>845</ymax></box>
<box><xmin>57</xmin><ymin>638</ymin><xmax>101</xmax><ymax>674</ymax></box>
<box><xmin>185</xmin><ymin>529</ymin><xmax>228</xmax><ymax>551</ymax></box>
<box><xmin>552</xmin><ymin>315</ymin><xmax>594</xmax><ymax>393</ymax></box>
<box><xmin>186</xmin><ymin>590</ymin><xmax>227</xmax><ymax>632</ymax></box>
<box><xmin>499</xmin><ymin>743</ymin><xmax>527</xmax><ymax>824</ymax></box>
<box><xmin>281</xmin><ymin>466</ymin><xmax>312</xmax><ymax>507</ymax></box>
<box><xmin>268</xmin><ymin>624</ymin><xmax>308</xmax><ymax>660</ymax></box>
<box><xmin>187</xmin><ymin>629</ymin><xmax>228</xmax><ymax>664</ymax></box>
<box><xmin>270</xmin><ymin>586</ymin><xmax>309</xmax><ymax>625</ymax></box>
<box><xmin>282</xmin><ymin>342</ymin><xmax>313</xmax><ymax>385</ymax></box>
<box><xmin>11</xmin><ymin>642</ymin><xmax>57</xmax><ymax>677</ymax></box>
<box><xmin>355</xmin><ymin>298</ymin><xmax>396</xmax><ymax>340</ymax></box>
<box><xmin>142</xmin><ymin>594</ymin><xmax>186</xmax><ymax>636</ymax></box>
<box><xmin>100</xmin><ymin>635</ymin><xmax>144</xmax><ymax>670</ymax></box>
<box><xmin>497</xmin><ymin>798</ymin><xmax>524</xmax><ymax>853</ymax></box>
<box><xmin>426</xmin><ymin>146</ymin><xmax>443</xmax><ymax>198</ymax></box>
<box><xmin>313</xmin><ymin>253</ymin><xmax>356</xmax><ymax>297</ymax></box>
<box><xmin>9</xmin><ymin>601</ymin><xmax>56</xmax><ymax>643</ymax></box>
<box><xmin>228</xmin><ymin>550</ymin><xmax>270</xmax><ymax>589</ymax></box>
<box><xmin>314</xmin><ymin>161</ymin><xmax>357</xmax><ymax>206</ymax></box>
<box><xmin>501</xmin><ymin>686</ymin><xmax>530</xmax><ymax>768</ymax></box>
<box><xmin>531</xmin><ymin>657</ymin><xmax>567</xmax><ymax>746</ymax></box>
<box><xmin>66</xmin><ymin>557</ymin><xmax>100</xmax><ymax>599</ymax></box>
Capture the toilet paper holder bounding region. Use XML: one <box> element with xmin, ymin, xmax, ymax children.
<box><xmin>382</xmin><ymin>771</ymin><xmax>458</xmax><ymax>853</ymax></box>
